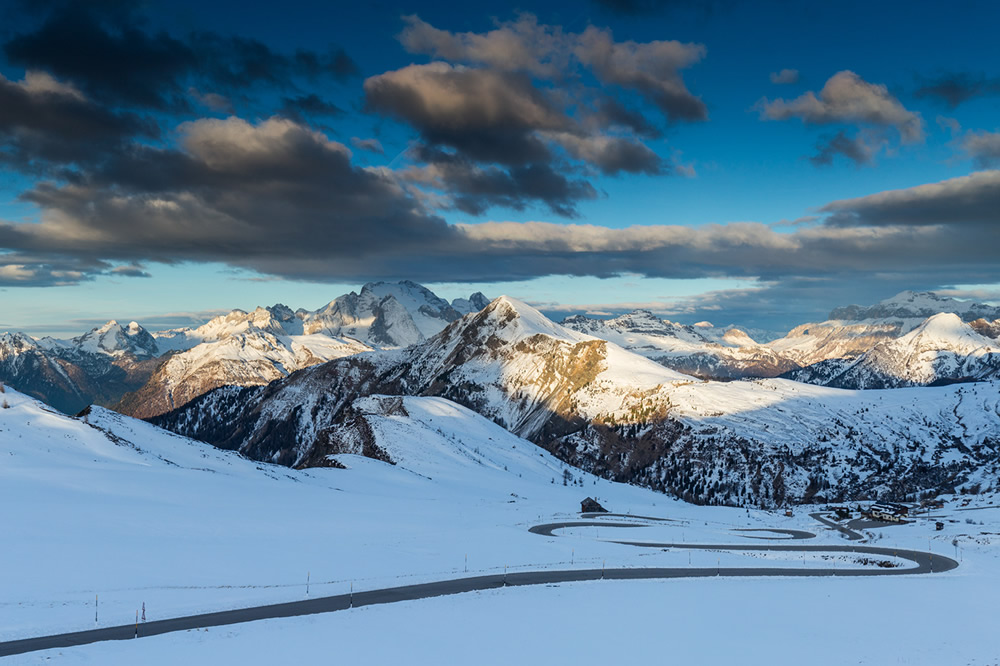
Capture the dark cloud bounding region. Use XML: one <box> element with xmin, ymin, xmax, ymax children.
<box><xmin>2</xmin><ymin>129</ymin><xmax>998</xmax><ymax>320</ymax></box>
<box><xmin>915</xmin><ymin>72</ymin><xmax>1000</xmax><ymax>108</ymax></box>
<box><xmin>365</xmin><ymin>63</ymin><xmax>568</xmax><ymax>166</ymax></box>
<box><xmin>821</xmin><ymin>170</ymin><xmax>1000</xmax><ymax>228</ymax></box>
<box><xmin>549</xmin><ymin>132</ymin><xmax>664</xmax><ymax>175</ymax></box>
<box><xmin>3</xmin><ymin>3</ymin><xmax>359</xmax><ymax>111</ymax></box>
<box><xmin>591</xmin><ymin>98</ymin><xmax>662</xmax><ymax>138</ymax></box>
<box><xmin>0</xmin><ymin>117</ymin><xmax>455</xmax><ymax>280</ymax></box>
<box><xmin>4</xmin><ymin>5</ymin><xmax>196</xmax><ymax>110</ymax></box>
<box><xmin>403</xmin><ymin>153</ymin><xmax>598</xmax><ymax>217</ymax></box>
<box><xmin>366</xmin><ymin>16</ymin><xmax>702</xmax><ymax>217</ymax></box>
<box><xmin>809</xmin><ymin>130</ymin><xmax>883</xmax><ymax>167</ymax></box>
<box><xmin>277</xmin><ymin>94</ymin><xmax>345</xmax><ymax>123</ymax></box>
<box><xmin>574</xmin><ymin>26</ymin><xmax>707</xmax><ymax>122</ymax></box>
<box><xmin>0</xmin><ymin>70</ymin><xmax>156</xmax><ymax>171</ymax></box>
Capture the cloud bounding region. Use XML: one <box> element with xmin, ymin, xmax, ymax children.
<box><xmin>590</xmin><ymin>98</ymin><xmax>662</xmax><ymax>138</ymax></box>
<box><xmin>351</xmin><ymin>137</ymin><xmax>384</xmax><ymax>154</ymax></box>
<box><xmin>820</xmin><ymin>170</ymin><xmax>1000</xmax><ymax>227</ymax></box>
<box><xmin>809</xmin><ymin>130</ymin><xmax>885</xmax><ymax>167</ymax></box>
<box><xmin>915</xmin><ymin>72</ymin><xmax>1000</xmax><ymax>108</ymax></box>
<box><xmin>959</xmin><ymin>130</ymin><xmax>1000</xmax><ymax>168</ymax></box>
<box><xmin>401</xmin><ymin>155</ymin><xmax>598</xmax><ymax>217</ymax></box>
<box><xmin>398</xmin><ymin>13</ymin><xmax>708</xmax><ymax>123</ymax></box>
<box><xmin>0</xmin><ymin>251</ymin><xmax>110</xmax><ymax>287</ymax></box>
<box><xmin>277</xmin><ymin>94</ymin><xmax>345</xmax><ymax>123</ymax></box>
<box><xmin>366</xmin><ymin>15</ymin><xmax>705</xmax><ymax>216</ymax></box>
<box><xmin>399</xmin><ymin>14</ymin><xmax>568</xmax><ymax>78</ymax></box>
<box><xmin>769</xmin><ymin>68</ymin><xmax>799</xmax><ymax>85</ymax></box>
<box><xmin>0</xmin><ymin>117</ymin><xmax>455</xmax><ymax>279</ymax></box>
<box><xmin>760</xmin><ymin>70</ymin><xmax>924</xmax><ymax>143</ymax></box>
<box><xmin>109</xmin><ymin>263</ymin><xmax>151</xmax><ymax>278</ymax></box>
<box><xmin>2</xmin><ymin>130</ymin><xmax>999</xmax><ymax>331</ymax></box>
<box><xmin>0</xmin><ymin>70</ymin><xmax>156</xmax><ymax>171</ymax></box>
<box><xmin>365</xmin><ymin>62</ymin><xmax>570</xmax><ymax>166</ymax></box>
<box><xmin>3</xmin><ymin>2</ymin><xmax>358</xmax><ymax>111</ymax></box>
<box><xmin>574</xmin><ymin>26</ymin><xmax>707</xmax><ymax>122</ymax></box>
<box><xmin>546</xmin><ymin>132</ymin><xmax>664</xmax><ymax>175</ymax></box>
<box><xmin>189</xmin><ymin>88</ymin><xmax>233</xmax><ymax>113</ymax></box>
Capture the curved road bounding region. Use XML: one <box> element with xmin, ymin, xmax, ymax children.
<box><xmin>0</xmin><ymin>513</ymin><xmax>956</xmax><ymax>659</ymax></box>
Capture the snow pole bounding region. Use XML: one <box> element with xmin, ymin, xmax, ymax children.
<box><xmin>504</xmin><ymin>565</ymin><xmax>507</xmax><ymax>587</ymax></box>
<box><xmin>602</xmin><ymin>560</ymin><xmax>605</xmax><ymax>579</ymax></box>
<box><xmin>307</xmin><ymin>571</ymin><xmax>310</xmax><ymax>596</ymax></box>
<box><xmin>95</xmin><ymin>594</ymin><xmax>98</xmax><ymax>625</ymax></box>
<box><xmin>571</xmin><ymin>548</ymin><xmax>574</xmax><ymax>566</ymax></box>
<box><xmin>134</xmin><ymin>610</ymin><xmax>138</xmax><ymax>638</ymax></box>
<box><xmin>465</xmin><ymin>554</ymin><xmax>467</xmax><ymax>573</ymax></box>
<box><xmin>350</xmin><ymin>581</ymin><xmax>353</xmax><ymax>608</ymax></box>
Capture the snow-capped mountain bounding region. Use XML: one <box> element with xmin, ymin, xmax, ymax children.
<box><xmin>1</xmin><ymin>281</ymin><xmax>490</xmax><ymax>416</ymax></box>
<box><xmin>562</xmin><ymin>310</ymin><xmax>798</xmax><ymax>380</ymax></box>
<box><xmin>0</xmin><ymin>321</ymin><xmax>162</xmax><ymax>413</ymax></box>
<box><xmin>153</xmin><ymin>296</ymin><xmax>1000</xmax><ymax>506</ymax></box>
<box><xmin>769</xmin><ymin>291</ymin><xmax>1000</xmax><ymax>367</ymax></box>
<box><xmin>117</xmin><ymin>282</ymin><xmax>490</xmax><ymax>418</ymax></box>
<box><xmin>152</xmin><ymin>296</ymin><xmax>691</xmax><ymax>465</ymax></box>
<box><xmin>789</xmin><ymin>313</ymin><xmax>1000</xmax><ymax>388</ymax></box>
<box><xmin>830</xmin><ymin>290</ymin><xmax>1000</xmax><ymax>323</ymax></box>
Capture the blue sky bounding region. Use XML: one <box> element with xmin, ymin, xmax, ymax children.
<box><xmin>1</xmin><ymin>0</ymin><xmax>998</xmax><ymax>336</ymax></box>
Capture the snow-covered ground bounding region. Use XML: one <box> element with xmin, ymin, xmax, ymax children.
<box><xmin>2</xmin><ymin>385</ymin><xmax>999</xmax><ymax>664</ymax></box>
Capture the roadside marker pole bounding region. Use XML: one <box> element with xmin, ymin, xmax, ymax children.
<box><xmin>504</xmin><ymin>565</ymin><xmax>507</xmax><ymax>587</ymax></box>
<box><xmin>134</xmin><ymin>611</ymin><xmax>138</xmax><ymax>639</ymax></box>
<box><xmin>95</xmin><ymin>595</ymin><xmax>98</xmax><ymax>626</ymax></box>
<box><xmin>602</xmin><ymin>560</ymin><xmax>605</xmax><ymax>579</ymax></box>
<box><xmin>571</xmin><ymin>548</ymin><xmax>574</xmax><ymax>565</ymax></box>
<box><xmin>465</xmin><ymin>554</ymin><xmax>468</xmax><ymax>573</ymax></box>
<box><xmin>307</xmin><ymin>572</ymin><xmax>310</xmax><ymax>596</ymax></box>
<box><xmin>350</xmin><ymin>582</ymin><xmax>353</xmax><ymax>608</ymax></box>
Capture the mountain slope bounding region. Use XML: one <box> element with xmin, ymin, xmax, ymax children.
<box><xmin>1</xmin><ymin>383</ymin><xmax>672</xmax><ymax>642</ymax></box>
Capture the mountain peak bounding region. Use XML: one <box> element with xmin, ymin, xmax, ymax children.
<box><xmin>474</xmin><ymin>296</ymin><xmax>584</xmax><ymax>343</ymax></box>
<box><xmin>829</xmin><ymin>290</ymin><xmax>1000</xmax><ymax>323</ymax></box>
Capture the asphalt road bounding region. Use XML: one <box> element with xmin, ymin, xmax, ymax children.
<box><xmin>0</xmin><ymin>513</ymin><xmax>957</xmax><ymax>659</ymax></box>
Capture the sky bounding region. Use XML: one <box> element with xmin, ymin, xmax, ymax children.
<box><xmin>1</xmin><ymin>0</ymin><xmax>999</xmax><ymax>336</ymax></box>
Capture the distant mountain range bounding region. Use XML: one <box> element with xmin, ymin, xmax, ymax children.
<box><xmin>153</xmin><ymin>296</ymin><xmax>1000</xmax><ymax>506</ymax></box>
<box><xmin>0</xmin><ymin>281</ymin><xmax>488</xmax><ymax>414</ymax></box>
<box><xmin>2</xmin><ymin>286</ymin><xmax>999</xmax><ymax>417</ymax></box>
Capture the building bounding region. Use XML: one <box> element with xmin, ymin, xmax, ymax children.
<box><xmin>868</xmin><ymin>502</ymin><xmax>907</xmax><ymax>522</ymax></box>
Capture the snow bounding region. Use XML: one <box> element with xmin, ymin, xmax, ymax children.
<box><xmin>17</xmin><ymin>572</ymin><xmax>997</xmax><ymax>666</ymax></box>
<box><xmin>3</xmin><ymin>384</ymin><xmax>1000</xmax><ymax>664</ymax></box>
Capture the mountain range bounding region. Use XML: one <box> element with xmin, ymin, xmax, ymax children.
<box><xmin>2</xmin><ymin>284</ymin><xmax>999</xmax><ymax>421</ymax></box>
<box><xmin>0</xmin><ymin>281</ymin><xmax>489</xmax><ymax>414</ymax></box>
<box><xmin>152</xmin><ymin>296</ymin><xmax>1000</xmax><ymax>506</ymax></box>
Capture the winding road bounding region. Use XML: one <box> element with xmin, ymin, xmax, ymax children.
<box><xmin>0</xmin><ymin>512</ymin><xmax>957</xmax><ymax>658</ymax></box>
